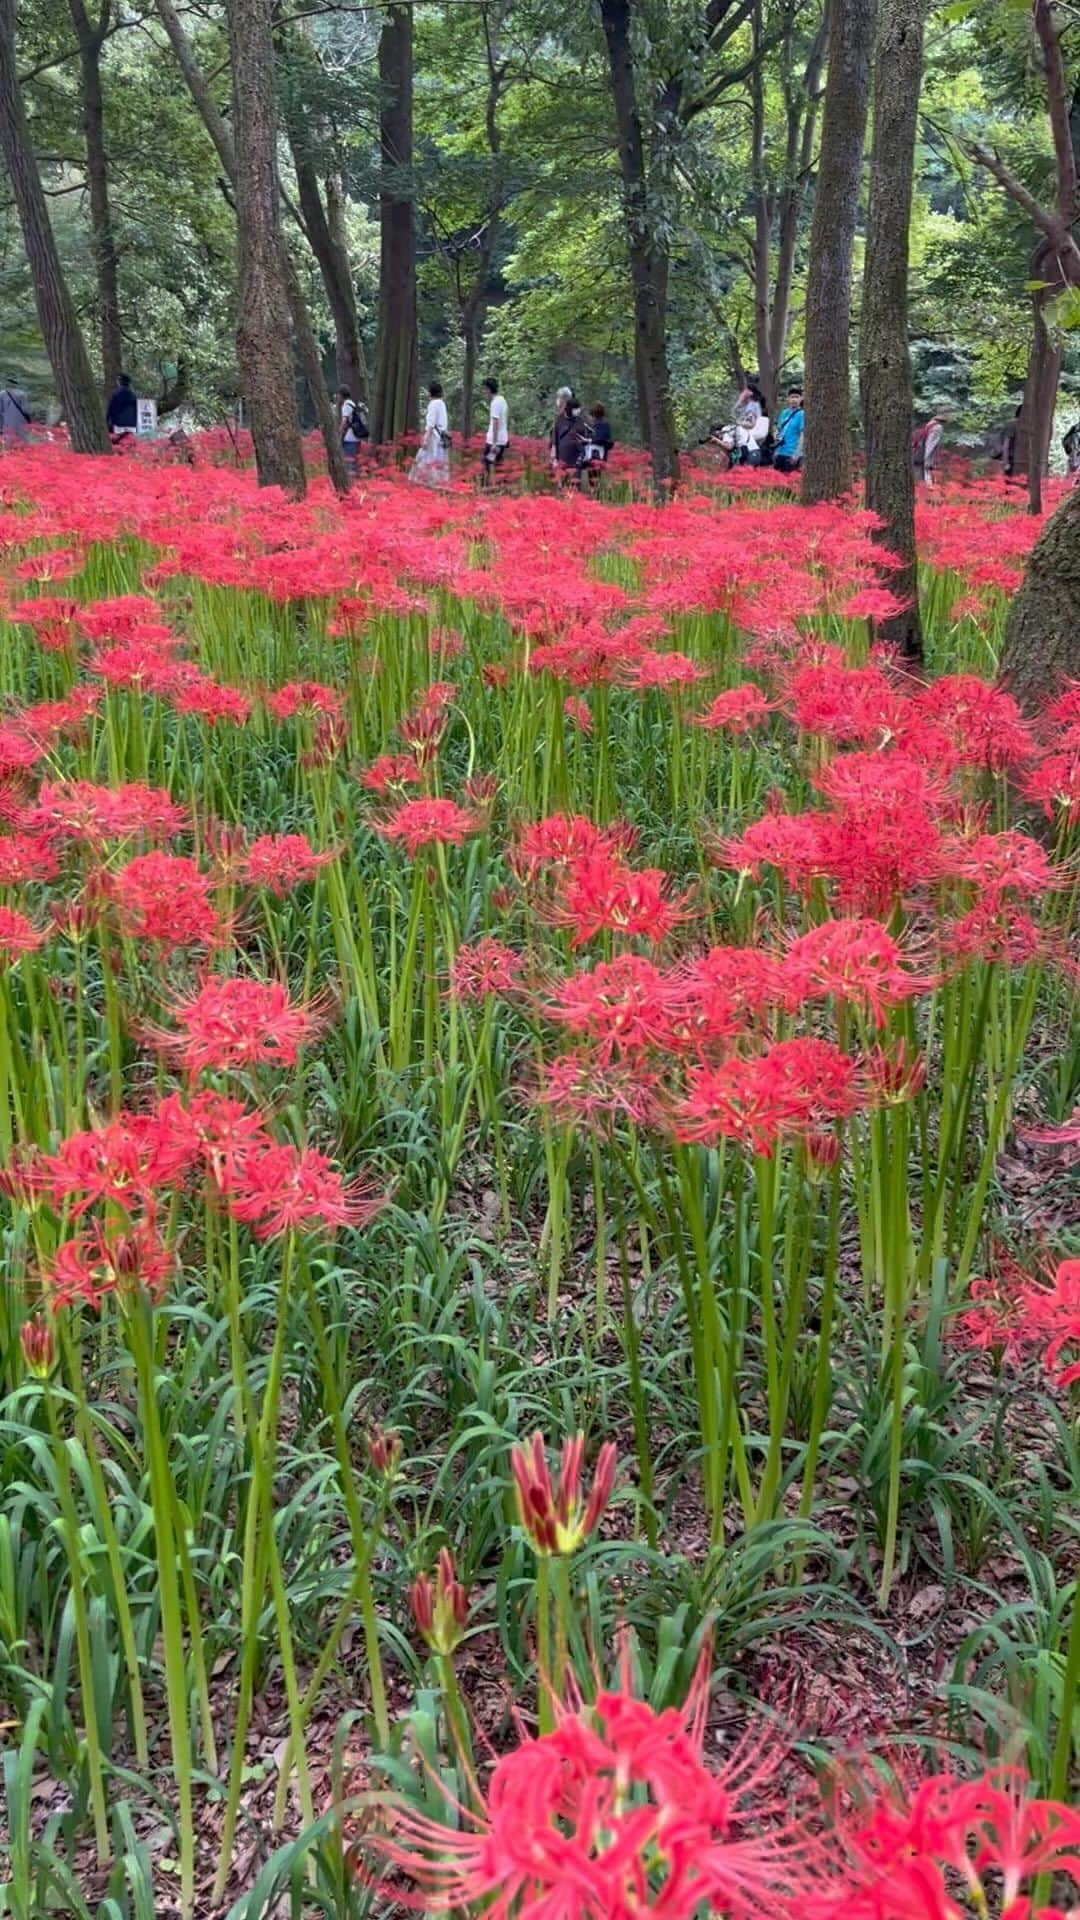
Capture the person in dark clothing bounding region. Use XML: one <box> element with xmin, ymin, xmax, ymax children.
<box><xmin>107</xmin><ymin>373</ymin><xmax>138</xmax><ymax>440</ymax></box>
<box><xmin>552</xmin><ymin>390</ymin><xmax>589</xmax><ymax>477</ymax></box>
<box><xmin>581</xmin><ymin>403</ymin><xmax>613</xmax><ymax>489</ymax></box>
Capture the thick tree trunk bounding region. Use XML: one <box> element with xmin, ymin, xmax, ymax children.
<box><xmin>155</xmin><ymin>0</ymin><xmax>346</xmax><ymax>492</ymax></box>
<box><xmin>860</xmin><ymin>0</ymin><xmax>924</xmax><ymax>662</ymax></box>
<box><xmin>69</xmin><ymin>1</ymin><xmax>122</xmax><ymax>397</ymax></box>
<box><xmin>801</xmin><ymin>0</ymin><xmax>875</xmax><ymax>504</ymax></box>
<box><xmin>598</xmin><ymin>0</ymin><xmax>680</xmax><ymax>496</ymax></box>
<box><xmin>1000</xmin><ymin>481</ymin><xmax>1080</xmax><ymax>713</ymax></box>
<box><xmin>371</xmin><ymin>3</ymin><xmax>418</xmax><ymax>444</ymax></box>
<box><xmin>225</xmin><ymin>0</ymin><xmax>306</xmax><ymax>494</ymax></box>
<box><xmin>0</xmin><ymin>0</ymin><xmax>108</xmax><ymax>450</ymax></box>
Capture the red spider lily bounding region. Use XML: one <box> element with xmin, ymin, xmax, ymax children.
<box><xmin>676</xmin><ymin>945</ymin><xmax>787</xmax><ymax>1040</ymax></box>
<box><xmin>398</xmin><ymin>703</ymin><xmax>448</xmax><ymax>766</ymax></box>
<box><xmin>1020</xmin><ymin>1257</ymin><xmax>1080</xmax><ymax>1390</ymax></box>
<box><xmin>13</xmin><ymin>547</ymin><xmax>82</xmax><ymax>582</ymax></box>
<box><xmin>47</xmin><ymin>1212</ymin><xmax>175</xmax><ymax>1311</ymax></box>
<box><xmin>148</xmin><ymin>977</ymin><xmax>326</xmax><ymax>1075</ymax></box>
<box><xmin>535</xmin><ymin>1048</ymin><xmax>665</xmax><ymax>1131</ymax></box>
<box><xmin>410</xmin><ymin>1547</ymin><xmax>468</xmax><ymax>1655</ymax></box>
<box><xmin>361</xmin><ymin>753</ymin><xmax>422</xmax><ymax>795</ymax></box>
<box><xmin>840</xmin><ymin>586</ymin><xmax>911</xmax><ymax>623</ymax></box>
<box><xmin>514</xmin><ymin>813</ymin><xmax>635</xmax><ymax>877</ymax></box>
<box><xmin>264</xmin><ymin>680</ymin><xmax>344</xmax><ymax>723</ymax></box>
<box><xmin>675</xmin><ymin>1038</ymin><xmax>860</xmax><ymax>1156</ymax></box>
<box><xmin>0</xmin><ymin>905</ymin><xmax>45</xmax><ymax>961</ymax></box>
<box><xmin>108</xmin><ymin>852</ymin><xmax>221</xmax><ymax>949</ymax></box>
<box><xmin>374</xmin><ymin>797</ymin><xmax>483</xmax><ymax>857</ymax></box>
<box><xmin>449</xmin><ymin>938</ymin><xmax>523</xmax><ymax>1000</ymax></box>
<box><xmin>241</xmin><ymin>832</ymin><xmax>334</xmax><ymax>895</ymax></box>
<box><xmin>224</xmin><ymin>1142</ymin><xmax>385</xmax><ymax>1240</ymax></box>
<box><xmin>89</xmin><ymin>640</ymin><xmax>183</xmax><ymax>693</ymax></box>
<box><xmin>860</xmin><ymin>1040</ymin><xmax>928</xmax><ymax>1107</ymax></box>
<box><xmin>804</xmin><ymin>1765</ymin><xmax>1080</xmax><ymax>1919</ymax></box>
<box><xmin>23</xmin><ymin>1112</ymin><xmax>197</xmax><ymax>1217</ymax></box>
<box><xmin>620</xmin><ymin>647</ymin><xmax>706</xmax><ymax>693</ymax></box>
<box><xmin>784</xmin><ymin>661</ymin><xmax>903</xmax><ymax>747</ymax></box>
<box><xmin>169</xmin><ymin>669</ymin><xmax>253</xmax><ymax>727</ymax></box>
<box><xmin>157</xmin><ymin>1089</ymin><xmax>274</xmax><ymax>1191</ymax></box>
<box><xmin>552</xmin><ymin>847</ymin><xmax>689</xmax><ymax>948</ymax></box>
<box><xmin>911</xmin><ymin>674</ymin><xmax>1035</xmax><ymax>774</ymax></box>
<box><xmin>511</xmin><ymin>1431</ymin><xmax>617</xmax><ymax>1556</ymax></box>
<box><xmin>782</xmin><ymin>919</ymin><xmax>933</xmax><ymax>1027</ymax></box>
<box><xmin>1022</xmin><ymin>748</ymin><xmax>1080</xmax><ymax>826</ymax></box>
<box><xmin>30</xmin><ymin>779</ymin><xmax>188</xmax><ymax>845</ymax></box>
<box><xmin>79</xmin><ymin>595</ymin><xmax>162</xmax><ymax>638</ymax></box>
<box><xmin>563</xmin><ymin>694</ymin><xmax>592</xmax><ymax>732</ymax></box>
<box><xmin>545</xmin><ymin>955</ymin><xmax>682</xmax><ymax>1060</ymax></box>
<box><xmin>944</xmin><ymin>904</ymin><xmax>1046</xmax><ymax>972</ymax></box>
<box><xmin>693</xmin><ymin>683</ymin><xmax>774</xmax><ymax>733</ymax></box>
<box><xmin>939</xmin><ymin>830</ymin><xmax>1061</xmax><ymax>904</ymax></box>
<box><xmin>361</xmin><ymin>1657</ymin><xmax>806</xmax><ymax>1917</ymax></box>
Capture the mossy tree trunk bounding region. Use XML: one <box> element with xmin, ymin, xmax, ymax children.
<box><xmin>1000</xmin><ymin>483</ymin><xmax>1080</xmax><ymax>714</ymax></box>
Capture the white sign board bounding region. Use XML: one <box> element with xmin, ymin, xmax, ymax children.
<box><xmin>136</xmin><ymin>397</ymin><xmax>158</xmax><ymax>437</ymax></box>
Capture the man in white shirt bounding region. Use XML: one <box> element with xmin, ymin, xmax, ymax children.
<box><xmin>481</xmin><ymin>377</ymin><xmax>508</xmax><ymax>484</ymax></box>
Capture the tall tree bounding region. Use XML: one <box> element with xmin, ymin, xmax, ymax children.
<box><xmin>371</xmin><ymin>2</ymin><xmax>418</xmax><ymax>443</ymax></box>
<box><xmin>225</xmin><ymin>0</ymin><xmax>306</xmax><ymax>494</ymax></box>
<box><xmin>859</xmin><ymin>0</ymin><xmax>925</xmax><ymax>662</ymax></box>
<box><xmin>750</xmin><ymin>0</ymin><xmax>828</xmax><ymax>417</ymax></box>
<box><xmin>1000</xmin><ymin>481</ymin><xmax>1080</xmax><ymax>711</ymax></box>
<box><xmin>0</xmin><ymin>0</ymin><xmax>109</xmax><ymax>450</ymax></box>
<box><xmin>154</xmin><ymin>0</ymin><xmax>346</xmax><ymax>491</ymax></box>
<box><xmin>801</xmin><ymin>0</ymin><xmax>875</xmax><ymax>504</ymax></box>
<box><xmin>68</xmin><ymin>0</ymin><xmax>122</xmax><ymax>397</ymax></box>
<box><xmin>972</xmin><ymin>0</ymin><xmax>1079</xmax><ymax>515</ymax></box>
<box><xmin>598</xmin><ymin>0</ymin><xmax>680</xmax><ymax>494</ymax></box>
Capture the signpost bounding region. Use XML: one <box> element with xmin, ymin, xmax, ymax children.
<box><xmin>136</xmin><ymin>397</ymin><xmax>158</xmax><ymax>438</ymax></box>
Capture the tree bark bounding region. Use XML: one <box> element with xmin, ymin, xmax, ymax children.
<box><xmin>1021</xmin><ymin>285</ymin><xmax>1062</xmax><ymax>517</ymax></box>
<box><xmin>859</xmin><ymin>0</ymin><xmax>924</xmax><ymax>662</ymax></box>
<box><xmin>0</xmin><ymin>0</ymin><xmax>108</xmax><ymax>450</ymax></box>
<box><xmin>285</xmin><ymin>116</ymin><xmax>368</xmax><ymax>403</ymax></box>
<box><xmin>371</xmin><ymin>3</ymin><xmax>418</xmax><ymax>444</ymax></box>
<box><xmin>225</xmin><ymin>0</ymin><xmax>306</xmax><ymax>494</ymax></box>
<box><xmin>598</xmin><ymin>0</ymin><xmax>680</xmax><ymax>496</ymax></box>
<box><xmin>1000</xmin><ymin>481</ymin><xmax>1080</xmax><ymax>713</ymax></box>
<box><xmin>69</xmin><ymin>0</ymin><xmax>121</xmax><ymax>397</ymax></box>
<box><xmin>769</xmin><ymin>9</ymin><xmax>827</xmax><ymax>400</ymax></box>
<box><xmin>327</xmin><ymin>173</ymin><xmax>370</xmax><ymax>401</ymax></box>
<box><xmin>801</xmin><ymin>0</ymin><xmax>875</xmax><ymax>504</ymax></box>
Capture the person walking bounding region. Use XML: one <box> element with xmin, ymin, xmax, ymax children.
<box><xmin>480</xmin><ymin>377</ymin><xmax>508</xmax><ymax>484</ymax></box>
<box><xmin>338</xmin><ymin>388</ymin><xmax>368</xmax><ymax>482</ymax></box>
<box><xmin>913</xmin><ymin>414</ymin><xmax>943</xmax><ymax>487</ymax></box>
<box><xmin>773</xmin><ymin>386</ymin><xmax>804</xmax><ymax>473</ymax></box>
<box><xmin>106</xmin><ymin>372</ymin><xmax>138</xmax><ymax>442</ymax></box>
<box><xmin>411</xmin><ymin>381</ymin><xmax>451</xmax><ymax>487</ymax></box>
<box><xmin>581</xmin><ymin>403</ymin><xmax>614</xmax><ymax>489</ymax></box>
<box><xmin>0</xmin><ymin>380</ymin><xmax>31</xmax><ymax>446</ymax></box>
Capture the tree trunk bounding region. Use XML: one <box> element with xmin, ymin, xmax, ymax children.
<box><xmin>225</xmin><ymin>0</ymin><xmax>306</xmax><ymax>494</ymax></box>
<box><xmin>801</xmin><ymin>0</ymin><xmax>875</xmax><ymax>504</ymax></box>
<box><xmin>155</xmin><ymin>0</ymin><xmax>346</xmax><ymax>492</ymax></box>
<box><xmin>769</xmin><ymin>10</ymin><xmax>828</xmax><ymax>401</ymax></box>
<box><xmin>371</xmin><ymin>3</ymin><xmax>418</xmax><ymax>444</ymax></box>
<box><xmin>1000</xmin><ymin>481</ymin><xmax>1080</xmax><ymax>713</ymax></box>
<box><xmin>1021</xmin><ymin>289</ymin><xmax>1061</xmax><ymax>517</ymax></box>
<box><xmin>327</xmin><ymin>173</ymin><xmax>370</xmax><ymax>400</ymax></box>
<box><xmin>0</xmin><ymin>0</ymin><xmax>108</xmax><ymax>450</ymax></box>
<box><xmin>69</xmin><ymin>0</ymin><xmax>122</xmax><ymax>397</ymax></box>
<box><xmin>859</xmin><ymin>0</ymin><xmax>924</xmax><ymax>662</ymax></box>
<box><xmin>598</xmin><ymin>0</ymin><xmax>680</xmax><ymax>496</ymax></box>
<box><xmin>288</xmin><ymin>132</ymin><xmax>368</xmax><ymax>403</ymax></box>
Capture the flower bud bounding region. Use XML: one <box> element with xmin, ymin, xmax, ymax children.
<box><xmin>511</xmin><ymin>1432</ymin><xmax>617</xmax><ymax>1558</ymax></box>
<box><xmin>20</xmin><ymin>1316</ymin><xmax>55</xmax><ymax>1378</ymax></box>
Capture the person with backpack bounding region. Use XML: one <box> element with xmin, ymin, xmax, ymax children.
<box><xmin>411</xmin><ymin>380</ymin><xmax>451</xmax><ymax>487</ymax></box>
<box><xmin>480</xmin><ymin>376</ymin><xmax>508</xmax><ymax>483</ymax></box>
<box><xmin>106</xmin><ymin>372</ymin><xmax>138</xmax><ymax>442</ymax></box>
<box><xmin>912</xmin><ymin>414</ymin><xmax>943</xmax><ymax>485</ymax></box>
<box><xmin>581</xmin><ymin>403</ymin><xmax>614</xmax><ymax>489</ymax></box>
<box><xmin>773</xmin><ymin>386</ymin><xmax>804</xmax><ymax>473</ymax></box>
<box><xmin>0</xmin><ymin>381</ymin><xmax>31</xmax><ymax>446</ymax></box>
<box><xmin>338</xmin><ymin>388</ymin><xmax>368</xmax><ymax>482</ymax></box>
<box><xmin>1064</xmin><ymin>416</ymin><xmax>1080</xmax><ymax>478</ymax></box>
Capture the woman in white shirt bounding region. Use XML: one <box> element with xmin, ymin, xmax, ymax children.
<box><xmin>411</xmin><ymin>381</ymin><xmax>450</xmax><ymax>486</ymax></box>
